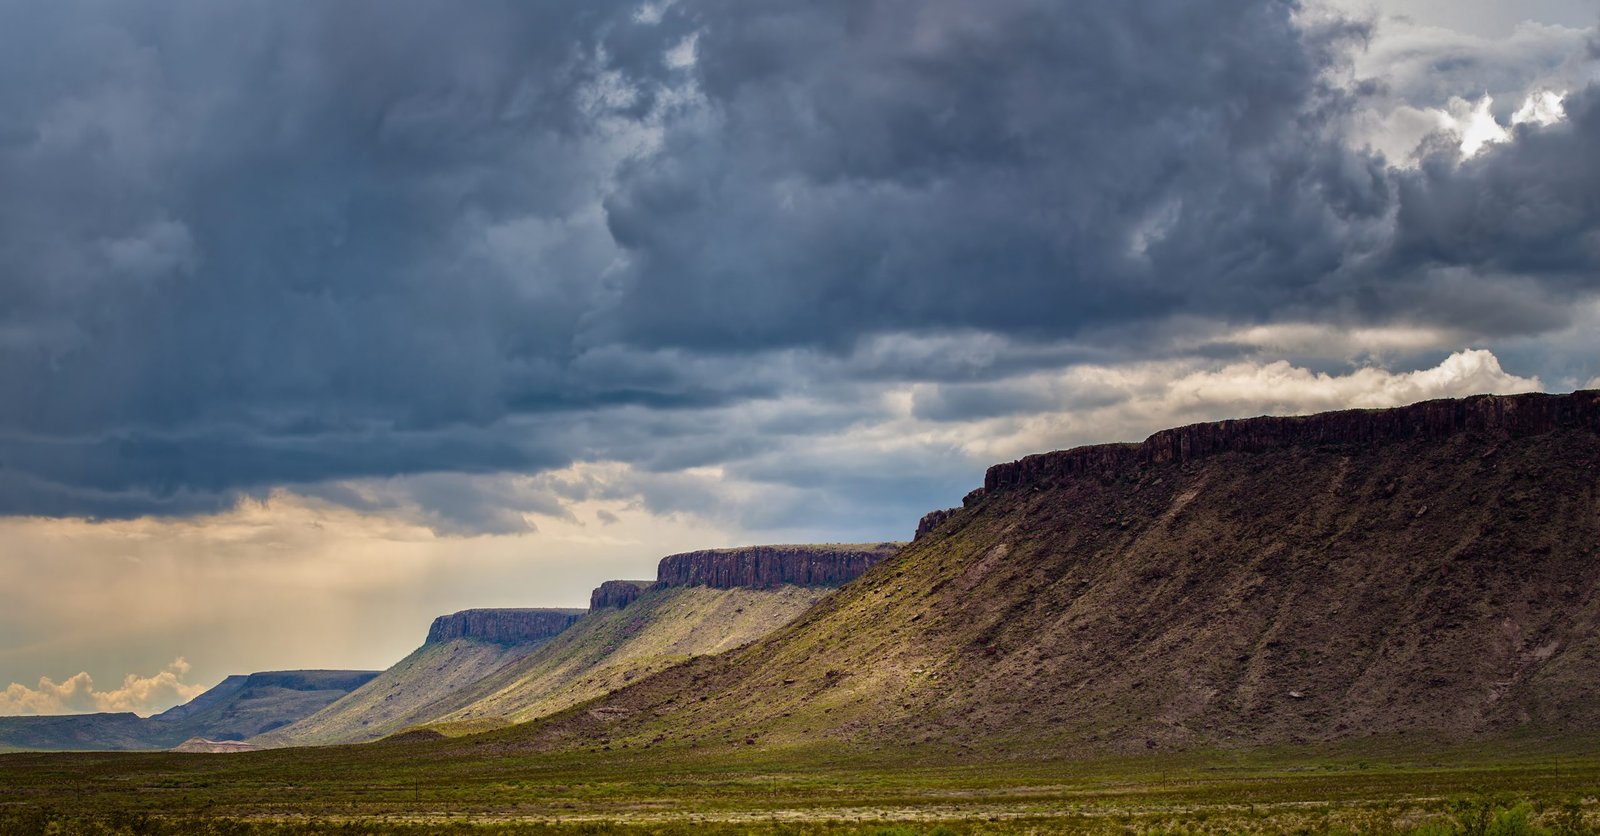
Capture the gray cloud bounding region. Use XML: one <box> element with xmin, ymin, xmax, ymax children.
<box><xmin>600</xmin><ymin>0</ymin><xmax>1381</xmax><ymax>349</ymax></box>
<box><xmin>0</xmin><ymin>0</ymin><xmax>1595</xmax><ymax>525</ymax></box>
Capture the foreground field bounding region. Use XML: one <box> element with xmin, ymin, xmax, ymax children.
<box><xmin>3</xmin><ymin>735</ymin><xmax>1600</xmax><ymax>833</ymax></box>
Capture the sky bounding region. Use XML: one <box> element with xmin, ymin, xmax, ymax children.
<box><xmin>1</xmin><ymin>0</ymin><xmax>1597</xmax><ymax>716</ymax></box>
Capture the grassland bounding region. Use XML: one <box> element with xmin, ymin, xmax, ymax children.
<box><xmin>4</xmin><ymin>734</ymin><xmax>1600</xmax><ymax>833</ymax></box>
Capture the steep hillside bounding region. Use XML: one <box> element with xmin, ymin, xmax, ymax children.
<box><xmin>430</xmin><ymin>584</ymin><xmax>833</xmax><ymax>730</ymax></box>
<box><xmin>427</xmin><ymin>544</ymin><xmax>898</xmax><ymax>730</ymax></box>
<box><xmin>255</xmin><ymin>609</ymin><xmax>582</xmax><ymax>747</ymax></box>
<box><xmin>0</xmin><ymin>670</ymin><xmax>377</xmax><ymax>751</ymax></box>
<box><xmin>263</xmin><ymin>544</ymin><xmax>898</xmax><ymax>746</ymax></box>
<box><xmin>507</xmin><ymin>391</ymin><xmax>1600</xmax><ymax>755</ymax></box>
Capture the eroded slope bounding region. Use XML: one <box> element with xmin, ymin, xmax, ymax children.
<box><xmin>432</xmin><ymin>584</ymin><xmax>831</xmax><ymax>729</ymax></box>
<box><xmin>256</xmin><ymin>609</ymin><xmax>582</xmax><ymax>747</ymax></box>
<box><xmin>508</xmin><ymin>391</ymin><xmax>1600</xmax><ymax>755</ymax></box>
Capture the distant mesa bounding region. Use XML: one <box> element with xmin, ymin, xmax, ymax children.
<box><xmin>652</xmin><ymin>543</ymin><xmax>902</xmax><ymax>590</ymax></box>
<box><xmin>590</xmin><ymin>579</ymin><xmax>652</xmax><ymax>609</ymax></box>
<box><xmin>589</xmin><ymin>544</ymin><xmax>902</xmax><ymax>611</ymax></box>
<box><xmin>424</xmin><ymin>608</ymin><xmax>585</xmax><ymax>645</ymax></box>
<box><xmin>0</xmin><ymin>669</ymin><xmax>377</xmax><ymax>752</ymax></box>
<box><xmin>978</xmin><ymin>390</ymin><xmax>1600</xmax><ymax>498</ymax></box>
<box><xmin>259</xmin><ymin>543</ymin><xmax>899</xmax><ymax>747</ymax></box>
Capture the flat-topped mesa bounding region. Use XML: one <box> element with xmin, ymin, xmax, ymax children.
<box><xmin>590</xmin><ymin>580</ymin><xmax>652</xmax><ymax>610</ymax></box>
<box><xmin>236</xmin><ymin>670</ymin><xmax>379</xmax><ymax>691</ymax></box>
<box><xmin>981</xmin><ymin>390</ymin><xmax>1600</xmax><ymax>496</ymax></box>
<box><xmin>425</xmin><ymin>608</ymin><xmax>584</xmax><ymax>645</ymax></box>
<box><xmin>654</xmin><ymin>543</ymin><xmax>903</xmax><ymax>590</ymax></box>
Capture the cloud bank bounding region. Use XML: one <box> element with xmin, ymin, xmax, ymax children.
<box><xmin>0</xmin><ymin>0</ymin><xmax>1592</xmax><ymax>531</ymax></box>
<box><xmin>0</xmin><ymin>659</ymin><xmax>204</xmax><ymax>716</ymax></box>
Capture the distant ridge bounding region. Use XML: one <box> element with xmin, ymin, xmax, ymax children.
<box><xmin>917</xmin><ymin>390</ymin><xmax>1600</xmax><ymax>536</ymax></box>
<box><xmin>0</xmin><ymin>669</ymin><xmax>377</xmax><ymax>752</ymax></box>
<box><xmin>425</xmin><ymin>608</ymin><xmax>585</xmax><ymax>645</ymax></box>
<box><xmin>653</xmin><ymin>543</ymin><xmax>900</xmax><ymax>590</ymax></box>
<box><xmin>981</xmin><ymin>390</ymin><xmax>1600</xmax><ymax>492</ymax></box>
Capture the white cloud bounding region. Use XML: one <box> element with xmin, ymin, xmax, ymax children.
<box><xmin>1207</xmin><ymin>322</ymin><xmax>1464</xmax><ymax>360</ymax></box>
<box><xmin>0</xmin><ymin>489</ymin><xmax>734</xmax><ymax>696</ymax></box>
<box><xmin>1447</xmin><ymin>96</ymin><xmax>1513</xmax><ymax>157</ymax></box>
<box><xmin>917</xmin><ymin>349</ymin><xmax>1541</xmax><ymax>463</ymax></box>
<box><xmin>1333</xmin><ymin>11</ymin><xmax>1593</xmax><ymax>165</ymax></box>
<box><xmin>1431</xmin><ymin>91</ymin><xmax>1568</xmax><ymax>158</ymax></box>
<box><xmin>1512</xmin><ymin>89</ymin><xmax>1567</xmax><ymax>126</ymax></box>
<box><xmin>0</xmin><ymin>658</ymin><xmax>204</xmax><ymax>717</ymax></box>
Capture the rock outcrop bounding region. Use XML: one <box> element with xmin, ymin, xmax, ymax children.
<box><xmin>980</xmin><ymin>390</ymin><xmax>1600</xmax><ymax>495</ymax></box>
<box><xmin>590</xmin><ymin>580</ymin><xmax>652</xmax><ymax>609</ymax></box>
<box><xmin>653</xmin><ymin>543</ymin><xmax>901</xmax><ymax>590</ymax></box>
<box><xmin>229</xmin><ymin>670</ymin><xmax>378</xmax><ymax>693</ymax></box>
<box><xmin>425</xmin><ymin>609</ymin><xmax>584</xmax><ymax>645</ymax></box>
<box><xmin>171</xmin><ymin>737</ymin><xmax>261</xmax><ymax>754</ymax></box>
<box><xmin>914</xmin><ymin>508</ymin><xmax>957</xmax><ymax>541</ymax></box>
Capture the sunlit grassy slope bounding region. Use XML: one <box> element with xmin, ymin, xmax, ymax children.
<box><xmin>259</xmin><ymin>585</ymin><xmax>829</xmax><ymax>746</ymax></box>
<box><xmin>429</xmin><ymin>584</ymin><xmax>830</xmax><ymax>729</ymax></box>
<box><xmin>253</xmin><ymin>640</ymin><xmax>553</xmax><ymax>747</ymax></box>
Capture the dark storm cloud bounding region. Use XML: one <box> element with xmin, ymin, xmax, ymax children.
<box><xmin>1389</xmin><ymin>88</ymin><xmax>1600</xmax><ymax>287</ymax></box>
<box><xmin>600</xmin><ymin>0</ymin><xmax>1383</xmax><ymax>350</ymax></box>
<box><xmin>0</xmin><ymin>0</ymin><xmax>1596</xmax><ymax>522</ymax></box>
<box><xmin>0</xmin><ymin>0</ymin><xmax>673</xmax><ymax>514</ymax></box>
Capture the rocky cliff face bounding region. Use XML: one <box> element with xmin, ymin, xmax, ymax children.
<box><xmin>425</xmin><ymin>609</ymin><xmax>584</xmax><ymax>645</ymax></box>
<box><xmin>979</xmin><ymin>390</ymin><xmax>1600</xmax><ymax>496</ymax></box>
<box><xmin>234</xmin><ymin>670</ymin><xmax>379</xmax><ymax>692</ymax></box>
<box><xmin>914</xmin><ymin>508</ymin><xmax>957</xmax><ymax>541</ymax></box>
<box><xmin>590</xmin><ymin>580</ymin><xmax>652</xmax><ymax>609</ymax></box>
<box><xmin>653</xmin><ymin>543</ymin><xmax>901</xmax><ymax>590</ymax></box>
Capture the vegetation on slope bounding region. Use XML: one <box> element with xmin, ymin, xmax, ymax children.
<box><xmin>254</xmin><ymin>640</ymin><xmax>553</xmax><ymax>747</ymax></box>
<box><xmin>508</xmin><ymin>396</ymin><xmax>1600</xmax><ymax>756</ymax></box>
<box><xmin>6</xmin><ymin>733</ymin><xmax>1600</xmax><ymax>831</ymax></box>
<box><xmin>258</xmin><ymin>586</ymin><xmax>830</xmax><ymax>746</ymax></box>
<box><xmin>430</xmin><ymin>584</ymin><xmax>831</xmax><ymax>729</ymax></box>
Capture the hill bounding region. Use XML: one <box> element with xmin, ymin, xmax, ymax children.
<box><xmin>251</xmin><ymin>609</ymin><xmax>583</xmax><ymax>747</ymax></box>
<box><xmin>0</xmin><ymin>713</ymin><xmax>149</xmax><ymax>752</ymax></box>
<box><xmin>427</xmin><ymin>584</ymin><xmax>833</xmax><ymax>730</ymax></box>
<box><xmin>0</xmin><ymin>670</ymin><xmax>377</xmax><ymax>751</ymax></box>
<box><xmin>261</xmin><ymin>544</ymin><xmax>899</xmax><ymax>746</ymax></box>
<box><xmin>504</xmin><ymin>391</ymin><xmax>1600</xmax><ymax>756</ymax></box>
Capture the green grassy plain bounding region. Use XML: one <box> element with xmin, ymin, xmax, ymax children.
<box><xmin>4</xmin><ymin>734</ymin><xmax>1600</xmax><ymax>833</ymax></box>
